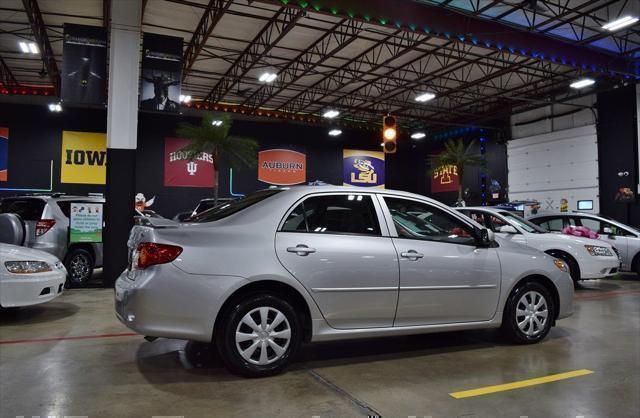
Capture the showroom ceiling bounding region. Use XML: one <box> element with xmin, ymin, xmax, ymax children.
<box><xmin>0</xmin><ymin>0</ymin><xmax>638</xmax><ymax>129</ymax></box>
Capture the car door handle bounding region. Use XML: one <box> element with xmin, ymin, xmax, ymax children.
<box><xmin>401</xmin><ymin>250</ymin><xmax>424</xmax><ymax>260</ymax></box>
<box><xmin>286</xmin><ymin>245</ymin><xmax>316</xmax><ymax>256</ymax></box>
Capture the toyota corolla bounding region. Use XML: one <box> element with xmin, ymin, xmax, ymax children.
<box><xmin>115</xmin><ymin>186</ymin><xmax>574</xmax><ymax>377</ymax></box>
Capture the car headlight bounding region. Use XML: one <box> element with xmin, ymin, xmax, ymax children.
<box><xmin>584</xmin><ymin>245</ymin><xmax>613</xmax><ymax>257</ymax></box>
<box><xmin>553</xmin><ymin>259</ymin><xmax>568</xmax><ymax>272</ymax></box>
<box><xmin>4</xmin><ymin>261</ymin><xmax>52</xmax><ymax>274</ymax></box>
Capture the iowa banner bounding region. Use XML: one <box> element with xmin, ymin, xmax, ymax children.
<box><xmin>164</xmin><ymin>137</ymin><xmax>215</xmax><ymax>188</ymax></box>
<box><xmin>140</xmin><ymin>33</ymin><xmax>183</xmax><ymax>113</ymax></box>
<box><xmin>0</xmin><ymin>127</ymin><xmax>7</xmax><ymax>181</ymax></box>
<box><xmin>343</xmin><ymin>149</ymin><xmax>385</xmax><ymax>188</ymax></box>
<box><xmin>61</xmin><ymin>24</ymin><xmax>107</xmax><ymax>105</ymax></box>
<box><xmin>61</xmin><ymin>131</ymin><xmax>107</xmax><ymax>184</ymax></box>
<box><xmin>258</xmin><ymin>147</ymin><xmax>306</xmax><ymax>186</ymax></box>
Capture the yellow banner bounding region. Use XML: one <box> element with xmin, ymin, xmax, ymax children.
<box><xmin>61</xmin><ymin>131</ymin><xmax>107</xmax><ymax>184</ymax></box>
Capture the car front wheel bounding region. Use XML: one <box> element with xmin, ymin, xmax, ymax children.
<box><xmin>216</xmin><ymin>294</ymin><xmax>301</xmax><ymax>377</ymax></box>
<box><xmin>501</xmin><ymin>281</ymin><xmax>554</xmax><ymax>344</ymax></box>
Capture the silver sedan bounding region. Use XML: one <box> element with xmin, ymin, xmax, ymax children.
<box><xmin>115</xmin><ymin>186</ymin><xmax>573</xmax><ymax>377</ymax></box>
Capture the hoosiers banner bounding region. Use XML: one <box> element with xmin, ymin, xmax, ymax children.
<box><xmin>164</xmin><ymin>137</ymin><xmax>215</xmax><ymax>188</ymax></box>
<box><xmin>140</xmin><ymin>33</ymin><xmax>183</xmax><ymax>113</ymax></box>
<box><xmin>61</xmin><ymin>24</ymin><xmax>107</xmax><ymax>105</ymax></box>
<box><xmin>61</xmin><ymin>131</ymin><xmax>107</xmax><ymax>184</ymax></box>
<box><xmin>258</xmin><ymin>148</ymin><xmax>306</xmax><ymax>186</ymax></box>
<box><xmin>0</xmin><ymin>127</ymin><xmax>7</xmax><ymax>181</ymax></box>
<box><xmin>343</xmin><ymin>149</ymin><xmax>385</xmax><ymax>188</ymax></box>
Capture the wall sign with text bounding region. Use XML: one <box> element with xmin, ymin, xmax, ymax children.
<box><xmin>61</xmin><ymin>131</ymin><xmax>107</xmax><ymax>184</ymax></box>
<box><xmin>164</xmin><ymin>137</ymin><xmax>215</xmax><ymax>188</ymax></box>
<box><xmin>343</xmin><ymin>149</ymin><xmax>385</xmax><ymax>188</ymax></box>
<box><xmin>258</xmin><ymin>148</ymin><xmax>306</xmax><ymax>185</ymax></box>
<box><xmin>69</xmin><ymin>202</ymin><xmax>103</xmax><ymax>243</ymax></box>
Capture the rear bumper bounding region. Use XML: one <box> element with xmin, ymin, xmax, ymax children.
<box><xmin>114</xmin><ymin>264</ymin><xmax>247</xmax><ymax>342</ymax></box>
<box><xmin>0</xmin><ymin>270</ymin><xmax>65</xmax><ymax>307</ymax></box>
<box><xmin>579</xmin><ymin>256</ymin><xmax>621</xmax><ymax>279</ymax></box>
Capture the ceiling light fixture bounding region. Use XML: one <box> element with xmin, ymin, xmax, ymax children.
<box><xmin>323</xmin><ymin>110</ymin><xmax>340</xmax><ymax>118</ymax></box>
<box><xmin>19</xmin><ymin>42</ymin><xmax>30</xmax><ymax>53</ymax></box>
<box><xmin>211</xmin><ymin>120</ymin><xmax>223</xmax><ymax>126</ymax></box>
<box><xmin>411</xmin><ymin>132</ymin><xmax>426</xmax><ymax>139</ymax></box>
<box><xmin>179</xmin><ymin>94</ymin><xmax>191</xmax><ymax>103</ymax></box>
<box><xmin>415</xmin><ymin>92</ymin><xmax>436</xmax><ymax>102</ymax></box>
<box><xmin>570</xmin><ymin>78</ymin><xmax>595</xmax><ymax>89</ymax></box>
<box><xmin>602</xmin><ymin>16</ymin><xmax>639</xmax><ymax>31</ymax></box>
<box><xmin>48</xmin><ymin>103</ymin><xmax>62</xmax><ymax>112</ymax></box>
<box><xmin>258</xmin><ymin>72</ymin><xmax>277</xmax><ymax>83</ymax></box>
<box><xmin>28</xmin><ymin>42</ymin><xmax>39</xmax><ymax>54</ymax></box>
<box><xmin>328</xmin><ymin>129</ymin><xmax>342</xmax><ymax>136</ymax></box>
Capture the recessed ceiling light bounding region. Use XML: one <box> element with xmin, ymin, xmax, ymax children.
<box><xmin>570</xmin><ymin>78</ymin><xmax>595</xmax><ymax>89</ymax></box>
<box><xmin>323</xmin><ymin>110</ymin><xmax>340</xmax><ymax>118</ymax></box>
<box><xmin>258</xmin><ymin>72</ymin><xmax>277</xmax><ymax>83</ymax></box>
<box><xmin>602</xmin><ymin>16</ymin><xmax>639</xmax><ymax>31</ymax></box>
<box><xmin>415</xmin><ymin>92</ymin><xmax>436</xmax><ymax>102</ymax></box>
<box><xmin>411</xmin><ymin>132</ymin><xmax>426</xmax><ymax>139</ymax></box>
<box><xmin>328</xmin><ymin>129</ymin><xmax>342</xmax><ymax>136</ymax></box>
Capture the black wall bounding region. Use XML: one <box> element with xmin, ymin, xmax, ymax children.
<box><xmin>597</xmin><ymin>85</ymin><xmax>640</xmax><ymax>226</ymax></box>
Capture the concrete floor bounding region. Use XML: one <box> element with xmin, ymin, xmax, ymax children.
<box><xmin>1</xmin><ymin>276</ymin><xmax>639</xmax><ymax>418</ymax></box>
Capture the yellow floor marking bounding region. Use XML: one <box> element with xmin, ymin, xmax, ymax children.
<box><xmin>450</xmin><ymin>369</ymin><xmax>594</xmax><ymax>399</ymax></box>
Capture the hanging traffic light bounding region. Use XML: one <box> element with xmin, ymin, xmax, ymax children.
<box><xmin>382</xmin><ymin>115</ymin><xmax>397</xmax><ymax>154</ymax></box>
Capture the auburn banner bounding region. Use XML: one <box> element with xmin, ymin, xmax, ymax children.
<box><xmin>61</xmin><ymin>24</ymin><xmax>107</xmax><ymax>105</ymax></box>
<box><xmin>258</xmin><ymin>148</ymin><xmax>306</xmax><ymax>186</ymax></box>
<box><xmin>0</xmin><ymin>127</ymin><xmax>7</xmax><ymax>181</ymax></box>
<box><xmin>164</xmin><ymin>137</ymin><xmax>215</xmax><ymax>188</ymax></box>
<box><xmin>343</xmin><ymin>149</ymin><xmax>385</xmax><ymax>189</ymax></box>
<box><xmin>140</xmin><ymin>33</ymin><xmax>183</xmax><ymax>113</ymax></box>
<box><xmin>61</xmin><ymin>131</ymin><xmax>107</xmax><ymax>184</ymax></box>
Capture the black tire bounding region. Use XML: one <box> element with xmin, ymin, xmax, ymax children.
<box><xmin>64</xmin><ymin>248</ymin><xmax>94</xmax><ymax>287</ymax></box>
<box><xmin>215</xmin><ymin>293</ymin><xmax>301</xmax><ymax>378</ymax></box>
<box><xmin>548</xmin><ymin>251</ymin><xmax>580</xmax><ymax>284</ymax></box>
<box><xmin>501</xmin><ymin>281</ymin><xmax>555</xmax><ymax>344</ymax></box>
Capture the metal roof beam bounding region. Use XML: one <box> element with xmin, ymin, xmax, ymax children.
<box><xmin>0</xmin><ymin>54</ymin><xmax>19</xmax><ymax>86</ymax></box>
<box><xmin>21</xmin><ymin>0</ymin><xmax>60</xmax><ymax>95</ymax></box>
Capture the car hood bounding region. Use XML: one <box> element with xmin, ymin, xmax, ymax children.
<box><xmin>0</xmin><ymin>243</ymin><xmax>61</xmax><ymax>263</ymax></box>
<box><xmin>532</xmin><ymin>233</ymin><xmax>613</xmax><ymax>248</ymax></box>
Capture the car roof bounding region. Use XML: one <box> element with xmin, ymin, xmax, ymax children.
<box><xmin>455</xmin><ymin>206</ymin><xmax>503</xmax><ymax>213</ymax></box>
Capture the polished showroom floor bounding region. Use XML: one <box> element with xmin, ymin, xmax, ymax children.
<box><xmin>1</xmin><ymin>276</ymin><xmax>639</xmax><ymax>418</ymax></box>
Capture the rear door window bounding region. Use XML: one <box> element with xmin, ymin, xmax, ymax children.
<box><xmin>0</xmin><ymin>198</ymin><xmax>45</xmax><ymax>221</ymax></box>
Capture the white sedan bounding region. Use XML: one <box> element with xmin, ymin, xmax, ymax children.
<box><xmin>0</xmin><ymin>243</ymin><xmax>66</xmax><ymax>307</ymax></box>
<box><xmin>456</xmin><ymin>207</ymin><xmax>621</xmax><ymax>283</ymax></box>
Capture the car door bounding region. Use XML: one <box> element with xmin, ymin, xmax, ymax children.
<box><xmin>577</xmin><ymin>217</ymin><xmax>630</xmax><ymax>269</ymax></box>
<box><xmin>381</xmin><ymin>196</ymin><xmax>501</xmax><ymax>326</ymax></box>
<box><xmin>275</xmin><ymin>192</ymin><xmax>399</xmax><ymax>329</ymax></box>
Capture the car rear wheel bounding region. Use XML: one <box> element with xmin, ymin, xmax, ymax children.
<box><xmin>64</xmin><ymin>249</ymin><xmax>94</xmax><ymax>287</ymax></box>
<box><xmin>216</xmin><ymin>293</ymin><xmax>301</xmax><ymax>377</ymax></box>
<box><xmin>501</xmin><ymin>281</ymin><xmax>554</xmax><ymax>344</ymax></box>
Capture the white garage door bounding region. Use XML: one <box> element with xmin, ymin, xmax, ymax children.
<box><xmin>507</xmin><ymin>125</ymin><xmax>599</xmax><ymax>213</ymax></box>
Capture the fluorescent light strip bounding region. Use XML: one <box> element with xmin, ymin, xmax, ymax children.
<box><xmin>28</xmin><ymin>42</ymin><xmax>39</xmax><ymax>54</ymax></box>
<box><xmin>19</xmin><ymin>42</ymin><xmax>29</xmax><ymax>53</ymax></box>
<box><xmin>323</xmin><ymin>110</ymin><xmax>339</xmax><ymax>118</ymax></box>
<box><xmin>411</xmin><ymin>132</ymin><xmax>426</xmax><ymax>139</ymax></box>
<box><xmin>570</xmin><ymin>78</ymin><xmax>595</xmax><ymax>89</ymax></box>
<box><xmin>415</xmin><ymin>92</ymin><xmax>436</xmax><ymax>102</ymax></box>
<box><xmin>328</xmin><ymin>129</ymin><xmax>342</xmax><ymax>136</ymax></box>
<box><xmin>602</xmin><ymin>16</ymin><xmax>639</xmax><ymax>31</ymax></box>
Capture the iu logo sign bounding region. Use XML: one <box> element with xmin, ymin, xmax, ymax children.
<box><xmin>343</xmin><ymin>149</ymin><xmax>385</xmax><ymax>188</ymax></box>
<box><xmin>60</xmin><ymin>131</ymin><xmax>107</xmax><ymax>184</ymax></box>
<box><xmin>164</xmin><ymin>137</ymin><xmax>215</xmax><ymax>188</ymax></box>
<box><xmin>258</xmin><ymin>149</ymin><xmax>306</xmax><ymax>185</ymax></box>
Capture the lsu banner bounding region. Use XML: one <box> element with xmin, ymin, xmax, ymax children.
<box><xmin>0</xmin><ymin>127</ymin><xmax>7</xmax><ymax>181</ymax></box>
<box><xmin>343</xmin><ymin>149</ymin><xmax>385</xmax><ymax>188</ymax></box>
<box><xmin>258</xmin><ymin>148</ymin><xmax>306</xmax><ymax>185</ymax></box>
<box><xmin>164</xmin><ymin>137</ymin><xmax>215</xmax><ymax>188</ymax></box>
<box><xmin>62</xmin><ymin>24</ymin><xmax>107</xmax><ymax>105</ymax></box>
<box><xmin>431</xmin><ymin>164</ymin><xmax>459</xmax><ymax>193</ymax></box>
<box><xmin>61</xmin><ymin>131</ymin><xmax>107</xmax><ymax>184</ymax></box>
<box><xmin>140</xmin><ymin>33</ymin><xmax>183</xmax><ymax>113</ymax></box>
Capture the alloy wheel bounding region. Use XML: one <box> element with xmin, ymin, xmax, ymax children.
<box><xmin>516</xmin><ymin>291</ymin><xmax>548</xmax><ymax>337</ymax></box>
<box><xmin>235</xmin><ymin>307</ymin><xmax>291</xmax><ymax>366</ymax></box>
<box><xmin>70</xmin><ymin>254</ymin><xmax>91</xmax><ymax>283</ymax></box>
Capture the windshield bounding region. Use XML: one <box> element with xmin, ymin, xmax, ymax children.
<box><xmin>189</xmin><ymin>189</ymin><xmax>282</xmax><ymax>223</ymax></box>
<box><xmin>498</xmin><ymin>211</ymin><xmax>547</xmax><ymax>233</ymax></box>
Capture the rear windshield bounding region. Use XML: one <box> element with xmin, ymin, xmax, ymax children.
<box><xmin>189</xmin><ymin>190</ymin><xmax>282</xmax><ymax>223</ymax></box>
<box><xmin>56</xmin><ymin>200</ymin><xmax>101</xmax><ymax>218</ymax></box>
<box><xmin>0</xmin><ymin>198</ymin><xmax>46</xmax><ymax>221</ymax></box>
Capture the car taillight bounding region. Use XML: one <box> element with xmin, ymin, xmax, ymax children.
<box><xmin>35</xmin><ymin>219</ymin><xmax>56</xmax><ymax>236</ymax></box>
<box><xmin>136</xmin><ymin>243</ymin><xmax>182</xmax><ymax>269</ymax></box>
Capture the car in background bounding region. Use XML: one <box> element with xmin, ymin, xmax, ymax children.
<box><xmin>528</xmin><ymin>212</ymin><xmax>640</xmax><ymax>274</ymax></box>
<box><xmin>0</xmin><ymin>195</ymin><xmax>103</xmax><ymax>286</ymax></box>
<box><xmin>456</xmin><ymin>207</ymin><xmax>620</xmax><ymax>284</ymax></box>
<box><xmin>0</xmin><ymin>243</ymin><xmax>66</xmax><ymax>307</ymax></box>
<box><xmin>116</xmin><ymin>186</ymin><xmax>573</xmax><ymax>377</ymax></box>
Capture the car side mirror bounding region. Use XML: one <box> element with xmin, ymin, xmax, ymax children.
<box><xmin>602</xmin><ymin>227</ymin><xmax>613</xmax><ymax>235</ymax></box>
<box><xmin>499</xmin><ymin>225</ymin><xmax>518</xmax><ymax>234</ymax></box>
<box><xmin>476</xmin><ymin>228</ymin><xmax>493</xmax><ymax>247</ymax></box>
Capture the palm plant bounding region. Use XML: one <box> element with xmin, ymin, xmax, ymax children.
<box><xmin>428</xmin><ymin>138</ymin><xmax>486</xmax><ymax>204</ymax></box>
<box><xmin>177</xmin><ymin>112</ymin><xmax>257</xmax><ymax>205</ymax></box>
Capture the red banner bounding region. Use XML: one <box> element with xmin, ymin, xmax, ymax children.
<box><xmin>164</xmin><ymin>137</ymin><xmax>215</xmax><ymax>188</ymax></box>
<box><xmin>431</xmin><ymin>164</ymin><xmax>459</xmax><ymax>193</ymax></box>
<box><xmin>258</xmin><ymin>148</ymin><xmax>306</xmax><ymax>185</ymax></box>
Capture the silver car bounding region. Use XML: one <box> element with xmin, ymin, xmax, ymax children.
<box><xmin>0</xmin><ymin>195</ymin><xmax>104</xmax><ymax>285</ymax></box>
<box><xmin>115</xmin><ymin>186</ymin><xmax>573</xmax><ymax>377</ymax></box>
<box><xmin>528</xmin><ymin>212</ymin><xmax>640</xmax><ymax>274</ymax></box>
